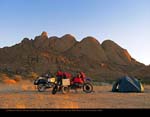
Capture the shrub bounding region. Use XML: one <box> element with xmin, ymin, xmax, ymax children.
<box><xmin>28</xmin><ymin>72</ymin><xmax>39</xmax><ymax>81</ymax></box>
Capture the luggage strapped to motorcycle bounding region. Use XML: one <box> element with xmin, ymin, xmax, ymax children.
<box><xmin>62</xmin><ymin>79</ymin><xmax>70</xmax><ymax>86</ymax></box>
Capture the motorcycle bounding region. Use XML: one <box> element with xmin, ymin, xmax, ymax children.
<box><xmin>52</xmin><ymin>78</ymin><xmax>93</xmax><ymax>94</ymax></box>
<box><xmin>34</xmin><ymin>75</ymin><xmax>56</xmax><ymax>92</ymax></box>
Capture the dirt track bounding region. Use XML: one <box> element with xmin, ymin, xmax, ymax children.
<box><xmin>0</xmin><ymin>80</ymin><xmax>150</xmax><ymax>109</ymax></box>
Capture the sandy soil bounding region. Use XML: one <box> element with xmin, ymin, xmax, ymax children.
<box><xmin>0</xmin><ymin>80</ymin><xmax>150</xmax><ymax>109</ymax></box>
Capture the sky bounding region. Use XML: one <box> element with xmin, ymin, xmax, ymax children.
<box><xmin>0</xmin><ymin>0</ymin><xmax>150</xmax><ymax>65</ymax></box>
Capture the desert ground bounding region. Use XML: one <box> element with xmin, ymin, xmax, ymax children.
<box><xmin>0</xmin><ymin>80</ymin><xmax>150</xmax><ymax>109</ymax></box>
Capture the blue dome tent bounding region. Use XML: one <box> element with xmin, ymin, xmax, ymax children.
<box><xmin>112</xmin><ymin>76</ymin><xmax>144</xmax><ymax>92</ymax></box>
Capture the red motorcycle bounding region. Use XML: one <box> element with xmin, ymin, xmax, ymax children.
<box><xmin>52</xmin><ymin>77</ymin><xmax>93</xmax><ymax>94</ymax></box>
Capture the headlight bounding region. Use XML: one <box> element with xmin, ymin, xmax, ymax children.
<box><xmin>50</xmin><ymin>78</ymin><xmax>56</xmax><ymax>82</ymax></box>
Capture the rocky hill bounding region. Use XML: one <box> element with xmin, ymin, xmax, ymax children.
<box><xmin>0</xmin><ymin>32</ymin><xmax>147</xmax><ymax>82</ymax></box>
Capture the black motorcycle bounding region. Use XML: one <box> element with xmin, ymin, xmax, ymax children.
<box><xmin>34</xmin><ymin>75</ymin><xmax>56</xmax><ymax>92</ymax></box>
<box><xmin>52</xmin><ymin>78</ymin><xmax>93</xmax><ymax>94</ymax></box>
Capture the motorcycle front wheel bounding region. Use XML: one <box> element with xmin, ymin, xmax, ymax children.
<box><xmin>83</xmin><ymin>83</ymin><xmax>93</xmax><ymax>93</ymax></box>
<box><xmin>52</xmin><ymin>85</ymin><xmax>58</xmax><ymax>95</ymax></box>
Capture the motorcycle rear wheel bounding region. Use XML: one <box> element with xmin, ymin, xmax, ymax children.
<box><xmin>37</xmin><ymin>84</ymin><xmax>46</xmax><ymax>92</ymax></box>
<box><xmin>61</xmin><ymin>86</ymin><xmax>70</xmax><ymax>94</ymax></box>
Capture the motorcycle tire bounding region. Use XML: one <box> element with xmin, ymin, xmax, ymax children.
<box><xmin>61</xmin><ymin>86</ymin><xmax>70</xmax><ymax>94</ymax></box>
<box><xmin>52</xmin><ymin>85</ymin><xmax>58</xmax><ymax>95</ymax></box>
<box><xmin>37</xmin><ymin>84</ymin><xmax>46</xmax><ymax>92</ymax></box>
<box><xmin>83</xmin><ymin>82</ymin><xmax>93</xmax><ymax>93</ymax></box>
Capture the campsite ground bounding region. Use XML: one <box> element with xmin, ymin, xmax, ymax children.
<box><xmin>0</xmin><ymin>80</ymin><xmax>150</xmax><ymax>109</ymax></box>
